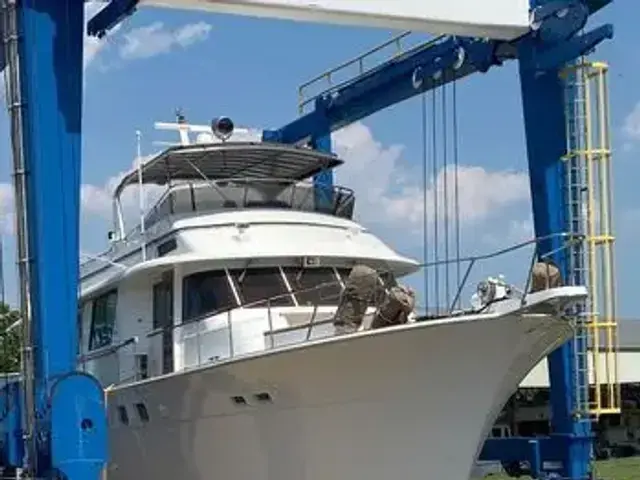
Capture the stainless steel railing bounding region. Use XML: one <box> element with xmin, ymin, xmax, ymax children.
<box><xmin>84</xmin><ymin>232</ymin><xmax>583</xmax><ymax>382</ymax></box>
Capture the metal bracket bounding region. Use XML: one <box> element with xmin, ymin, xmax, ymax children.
<box><xmin>584</xmin><ymin>0</ymin><xmax>613</xmax><ymax>14</ymax></box>
<box><xmin>521</xmin><ymin>23</ymin><xmax>613</xmax><ymax>71</ymax></box>
<box><xmin>529</xmin><ymin>0</ymin><xmax>589</xmax><ymax>44</ymax></box>
<box><xmin>87</xmin><ymin>0</ymin><xmax>140</xmax><ymax>38</ymax></box>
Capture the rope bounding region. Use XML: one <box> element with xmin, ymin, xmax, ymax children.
<box><xmin>442</xmin><ymin>78</ymin><xmax>450</xmax><ymax>306</ymax></box>
<box><xmin>452</xmin><ymin>78</ymin><xmax>462</xmax><ymax>308</ymax></box>
<box><xmin>431</xmin><ymin>88</ymin><xmax>440</xmax><ymax>313</ymax></box>
<box><xmin>421</xmin><ymin>93</ymin><xmax>429</xmax><ymax>315</ymax></box>
<box><xmin>419</xmin><ymin>72</ymin><xmax>463</xmax><ymax>314</ymax></box>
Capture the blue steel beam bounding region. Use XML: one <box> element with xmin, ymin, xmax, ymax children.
<box><xmin>11</xmin><ymin>1</ymin><xmax>107</xmax><ymax>479</ymax></box>
<box><xmin>267</xmin><ymin>36</ymin><xmax>514</xmax><ymax>146</ymax></box>
<box><xmin>308</xmin><ymin>128</ymin><xmax>335</xmax><ymax>212</ymax></box>
<box><xmin>265</xmin><ymin>2</ymin><xmax>609</xmax><ymax>146</ymax></box>
<box><xmin>0</xmin><ymin>381</ymin><xmax>23</xmax><ymax>470</ymax></box>
<box><xmin>518</xmin><ymin>48</ymin><xmax>592</xmax><ymax>480</ymax></box>
<box><xmin>511</xmin><ymin>0</ymin><xmax>610</xmax><ymax>478</ymax></box>
<box><xmin>586</xmin><ymin>0</ymin><xmax>612</xmax><ymax>13</ymax></box>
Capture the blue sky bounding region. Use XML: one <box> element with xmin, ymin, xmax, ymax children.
<box><xmin>0</xmin><ymin>1</ymin><xmax>637</xmax><ymax>318</ymax></box>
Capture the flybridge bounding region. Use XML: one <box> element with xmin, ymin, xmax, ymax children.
<box><xmin>109</xmin><ymin>115</ymin><xmax>347</xmax><ymax>243</ymax></box>
<box><xmin>120</xmin><ymin>115</ymin><xmax>342</xmax><ymax>197</ymax></box>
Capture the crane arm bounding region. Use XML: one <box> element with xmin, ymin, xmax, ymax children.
<box><xmin>267</xmin><ymin>8</ymin><xmax>611</xmax><ymax>146</ymax></box>
<box><xmin>268</xmin><ymin>36</ymin><xmax>515</xmax><ymax>145</ymax></box>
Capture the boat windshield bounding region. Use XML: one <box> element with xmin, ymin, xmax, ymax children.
<box><xmin>180</xmin><ymin>266</ymin><xmax>394</xmax><ymax>323</ymax></box>
<box><xmin>144</xmin><ymin>178</ymin><xmax>356</xmax><ymax>227</ymax></box>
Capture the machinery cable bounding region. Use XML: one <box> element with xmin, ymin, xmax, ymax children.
<box><xmin>422</xmin><ymin>72</ymin><xmax>462</xmax><ymax>314</ymax></box>
<box><xmin>452</xmin><ymin>78</ymin><xmax>462</xmax><ymax>308</ymax></box>
<box><xmin>431</xmin><ymin>88</ymin><xmax>440</xmax><ymax>313</ymax></box>
<box><xmin>442</xmin><ymin>79</ymin><xmax>450</xmax><ymax>307</ymax></box>
<box><xmin>421</xmin><ymin>92</ymin><xmax>430</xmax><ymax>315</ymax></box>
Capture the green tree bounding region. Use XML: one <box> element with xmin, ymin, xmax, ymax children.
<box><xmin>0</xmin><ymin>303</ymin><xmax>21</xmax><ymax>373</ymax></box>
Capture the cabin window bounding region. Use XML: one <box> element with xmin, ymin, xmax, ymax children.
<box><xmin>135</xmin><ymin>354</ymin><xmax>149</xmax><ymax>380</ymax></box>
<box><xmin>283</xmin><ymin>267</ymin><xmax>342</xmax><ymax>306</ymax></box>
<box><xmin>229</xmin><ymin>268</ymin><xmax>293</xmax><ymax>307</ymax></box>
<box><xmin>182</xmin><ymin>270</ymin><xmax>236</xmax><ymax>322</ymax></box>
<box><xmin>89</xmin><ymin>290</ymin><xmax>118</xmax><ymax>351</ymax></box>
<box><xmin>157</xmin><ymin>238</ymin><xmax>177</xmax><ymax>257</ymax></box>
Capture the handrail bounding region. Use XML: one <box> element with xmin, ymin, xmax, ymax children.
<box><xmin>132</xmin><ymin>232</ymin><xmax>586</xmax><ymax>378</ymax></box>
<box><xmin>298</xmin><ymin>32</ymin><xmax>445</xmax><ymax>114</ymax></box>
<box><xmin>78</xmin><ymin>336</ymin><xmax>137</xmax><ymax>363</ymax></box>
<box><xmin>299</xmin><ymin>31</ymin><xmax>413</xmax><ymax>92</ymax></box>
<box><xmin>446</xmin><ymin>232</ymin><xmax>579</xmax><ymax>311</ymax></box>
<box><xmin>79</xmin><ymin>251</ymin><xmax>128</xmax><ymax>271</ymax></box>
<box><xmin>147</xmin><ymin>279</ymin><xmax>350</xmax><ymax>339</ymax></box>
<box><xmin>127</xmin><ymin>176</ymin><xmax>357</xmax><ymax>238</ymax></box>
<box><xmin>80</xmin><ymin>177</ymin><xmax>358</xmax><ymax>270</ymax></box>
<box><xmin>424</xmin><ymin>231</ymin><xmax>574</xmax><ymax>268</ymax></box>
<box><xmin>147</xmin><ymin>231</ymin><xmax>581</xmax><ymax>340</ymax></box>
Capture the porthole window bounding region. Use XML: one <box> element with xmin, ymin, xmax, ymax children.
<box><xmin>117</xmin><ymin>406</ymin><xmax>129</xmax><ymax>425</ymax></box>
<box><xmin>135</xmin><ymin>402</ymin><xmax>150</xmax><ymax>422</ymax></box>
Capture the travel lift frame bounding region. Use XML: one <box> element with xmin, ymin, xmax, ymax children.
<box><xmin>0</xmin><ymin>0</ymin><xmax>616</xmax><ymax>479</ymax></box>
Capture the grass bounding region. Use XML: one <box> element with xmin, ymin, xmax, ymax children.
<box><xmin>592</xmin><ymin>457</ymin><xmax>640</xmax><ymax>480</ymax></box>
<box><xmin>488</xmin><ymin>457</ymin><xmax>640</xmax><ymax>480</ymax></box>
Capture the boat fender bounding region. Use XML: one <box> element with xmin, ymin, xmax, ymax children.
<box><xmin>333</xmin><ymin>265</ymin><xmax>380</xmax><ymax>334</ymax></box>
<box><xmin>370</xmin><ymin>285</ymin><xmax>416</xmax><ymax>330</ymax></box>
<box><xmin>530</xmin><ymin>260</ymin><xmax>563</xmax><ymax>292</ymax></box>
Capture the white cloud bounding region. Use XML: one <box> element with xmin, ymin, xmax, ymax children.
<box><xmin>481</xmin><ymin>217</ymin><xmax>534</xmax><ymax>249</ymax></box>
<box><xmin>118</xmin><ymin>21</ymin><xmax>212</xmax><ymax>60</ymax></box>
<box><xmin>623</xmin><ymin>102</ymin><xmax>640</xmax><ymax>141</ymax></box>
<box><xmin>0</xmin><ymin>169</ymin><xmax>163</xmax><ymax>240</ymax></box>
<box><xmin>82</xmin><ymin>4</ymin><xmax>212</xmax><ymax>68</ymax></box>
<box><xmin>80</xmin><ymin>153</ymin><xmax>164</xmax><ymax>229</ymax></box>
<box><xmin>333</xmin><ymin>122</ymin><xmax>530</xmax><ymax>235</ymax></box>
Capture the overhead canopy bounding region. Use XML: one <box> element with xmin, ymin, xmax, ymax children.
<box><xmin>113</xmin><ymin>142</ymin><xmax>343</xmax><ymax>199</ymax></box>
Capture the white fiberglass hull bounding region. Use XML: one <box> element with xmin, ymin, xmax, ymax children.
<box><xmin>105</xmin><ymin>289</ymin><xmax>581</xmax><ymax>480</ymax></box>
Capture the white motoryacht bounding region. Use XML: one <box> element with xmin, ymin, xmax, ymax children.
<box><xmin>77</xmin><ymin>116</ymin><xmax>586</xmax><ymax>480</ymax></box>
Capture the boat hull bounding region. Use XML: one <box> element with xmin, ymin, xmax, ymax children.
<box><xmin>105</xmin><ymin>303</ymin><xmax>574</xmax><ymax>480</ymax></box>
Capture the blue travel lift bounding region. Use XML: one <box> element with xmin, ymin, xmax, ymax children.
<box><xmin>0</xmin><ymin>0</ymin><xmax>614</xmax><ymax>479</ymax></box>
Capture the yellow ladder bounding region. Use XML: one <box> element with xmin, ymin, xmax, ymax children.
<box><xmin>561</xmin><ymin>61</ymin><xmax>620</xmax><ymax>418</ymax></box>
